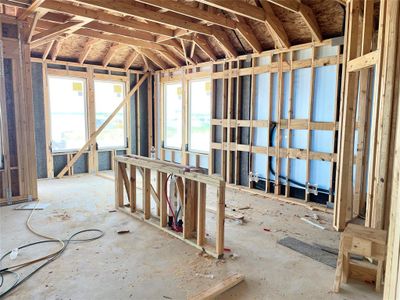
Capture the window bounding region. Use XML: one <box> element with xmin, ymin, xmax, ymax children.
<box><xmin>48</xmin><ymin>76</ymin><xmax>87</xmax><ymax>152</ymax></box>
<box><xmin>94</xmin><ymin>80</ymin><xmax>126</xmax><ymax>149</ymax></box>
<box><xmin>189</xmin><ymin>79</ymin><xmax>211</xmax><ymax>153</ymax></box>
<box><xmin>164</xmin><ymin>82</ymin><xmax>183</xmax><ymax>149</ymax></box>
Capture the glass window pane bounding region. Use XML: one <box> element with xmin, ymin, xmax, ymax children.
<box><xmin>189</xmin><ymin>79</ymin><xmax>211</xmax><ymax>153</ymax></box>
<box><xmin>94</xmin><ymin>80</ymin><xmax>125</xmax><ymax>149</ymax></box>
<box><xmin>164</xmin><ymin>82</ymin><xmax>183</xmax><ymax>149</ymax></box>
<box><xmin>48</xmin><ymin>76</ymin><xmax>86</xmax><ymax>152</ymax></box>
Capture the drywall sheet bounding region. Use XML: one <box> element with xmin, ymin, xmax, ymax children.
<box><xmin>31</xmin><ymin>62</ymin><xmax>47</xmax><ymax>179</ymax></box>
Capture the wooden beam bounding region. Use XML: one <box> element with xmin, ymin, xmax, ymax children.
<box><xmin>84</xmin><ymin>21</ymin><xmax>156</xmax><ymax>43</ymax></box>
<box><xmin>298</xmin><ymin>4</ymin><xmax>323</xmax><ymax>42</ymax></box>
<box><xmin>124</xmin><ymin>51</ymin><xmax>139</xmax><ymax>71</ymax></box>
<box><xmin>193</xmin><ymin>34</ymin><xmax>217</xmax><ymax>61</ymax></box>
<box><xmin>79</xmin><ymin>37</ymin><xmax>98</xmax><ymax>64</ymax></box>
<box><xmin>157</xmin><ymin>48</ymin><xmax>182</xmax><ymax>68</ymax></box>
<box><xmin>50</xmin><ymin>38</ymin><xmax>63</xmax><ymax>61</ymax></box>
<box><xmin>236</xmin><ymin>16</ymin><xmax>263</xmax><ymax>53</ymax></box>
<box><xmin>190</xmin><ymin>273</ymin><xmax>244</xmax><ymax>300</ymax></box>
<box><xmin>102</xmin><ymin>43</ymin><xmax>123</xmax><ymax>67</ymax></box>
<box><xmin>41</xmin><ymin>0</ymin><xmax>174</xmax><ymax>37</ymax></box>
<box><xmin>75</xmin><ymin>28</ymin><xmax>167</xmax><ymax>51</ymax></box>
<box><xmin>27</xmin><ymin>10</ymin><xmax>46</xmax><ymax>43</ymax></box>
<box><xmin>347</xmin><ymin>50</ymin><xmax>379</xmax><ymax>72</ymax></box>
<box><xmin>267</xmin><ymin>0</ymin><xmax>322</xmax><ymax>42</ymax></box>
<box><xmin>74</xmin><ymin>0</ymin><xmax>214</xmax><ymax>36</ymax></box>
<box><xmin>135</xmin><ymin>0</ymin><xmax>237</xmax><ymax>30</ymax></box>
<box><xmin>42</xmin><ymin>40</ymin><xmax>54</xmax><ymax>60</ymax></box>
<box><xmin>136</xmin><ymin>48</ymin><xmax>168</xmax><ymax>70</ymax></box>
<box><xmin>213</xmin><ymin>29</ymin><xmax>237</xmax><ymax>58</ymax></box>
<box><xmin>259</xmin><ymin>0</ymin><xmax>290</xmax><ymax>48</ymax></box>
<box><xmin>56</xmin><ymin>73</ymin><xmax>149</xmax><ymax>179</ymax></box>
<box><xmin>18</xmin><ymin>0</ymin><xmax>45</xmax><ymax>20</ymax></box>
<box><xmin>30</xmin><ymin>20</ymin><xmax>84</xmax><ymax>48</ymax></box>
<box><xmin>198</xmin><ymin>0</ymin><xmax>265</xmax><ymax>22</ymax></box>
<box><xmin>267</xmin><ymin>0</ymin><xmax>301</xmax><ymax>13</ymax></box>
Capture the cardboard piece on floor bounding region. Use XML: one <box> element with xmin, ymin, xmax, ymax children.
<box><xmin>278</xmin><ymin>236</ymin><xmax>337</xmax><ymax>268</ymax></box>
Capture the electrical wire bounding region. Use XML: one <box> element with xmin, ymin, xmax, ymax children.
<box><xmin>0</xmin><ymin>200</ymin><xmax>104</xmax><ymax>298</ymax></box>
<box><xmin>267</xmin><ymin>123</ymin><xmax>331</xmax><ymax>195</ymax></box>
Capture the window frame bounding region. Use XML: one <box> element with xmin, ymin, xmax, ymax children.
<box><xmin>187</xmin><ymin>77</ymin><xmax>212</xmax><ymax>154</ymax></box>
<box><xmin>93</xmin><ymin>79</ymin><xmax>127</xmax><ymax>150</ymax></box>
<box><xmin>163</xmin><ymin>81</ymin><xmax>183</xmax><ymax>150</ymax></box>
<box><xmin>47</xmin><ymin>75</ymin><xmax>89</xmax><ymax>153</ymax></box>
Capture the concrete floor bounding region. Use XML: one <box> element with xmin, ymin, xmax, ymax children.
<box><xmin>0</xmin><ymin>174</ymin><xmax>382</xmax><ymax>299</ymax></box>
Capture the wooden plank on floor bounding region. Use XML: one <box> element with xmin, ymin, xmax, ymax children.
<box><xmin>189</xmin><ymin>273</ymin><xmax>244</xmax><ymax>300</ymax></box>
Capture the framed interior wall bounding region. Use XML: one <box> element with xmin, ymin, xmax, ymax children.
<box><xmin>155</xmin><ymin>38</ymin><xmax>343</xmax><ymax>211</ymax></box>
<box><xmin>0</xmin><ymin>15</ymin><xmax>37</xmax><ymax>205</ymax></box>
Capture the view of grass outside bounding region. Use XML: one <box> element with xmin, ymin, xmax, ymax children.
<box><xmin>48</xmin><ymin>76</ymin><xmax>87</xmax><ymax>152</ymax></box>
<box><xmin>94</xmin><ymin>80</ymin><xmax>125</xmax><ymax>149</ymax></box>
<box><xmin>189</xmin><ymin>79</ymin><xmax>211</xmax><ymax>153</ymax></box>
<box><xmin>164</xmin><ymin>82</ymin><xmax>182</xmax><ymax>149</ymax></box>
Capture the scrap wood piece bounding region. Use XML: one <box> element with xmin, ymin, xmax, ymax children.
<box><xmin>189</xmin><ymin>273</ymin><xmax>244</xmax><ymax>300</ymax></box>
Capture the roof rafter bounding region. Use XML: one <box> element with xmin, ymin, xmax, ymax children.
<box><xmin>259</xmin><ymin>0</ymin><xmax>290</xmax><ymax>48</ymax></box>
<box><xmin>79</xmin><ymin>37</ymin><xmax>99</xmax><ymax>64</ymax></box>
<box><xmin>102</xmin><ymin>43</ymin><xmax>123</xmax><ymax>66</ymax></box>
<box><xmin>124</xmin><ymin>51</ymin><xmax>139</xmax><ymax>71</ymax></box>
<box><xmin>27</xmin><ymin>10</ymin><xmax>46</xmax><ymax>43</ymax></box>
<box><xmin>135</xmin><ymin>47</ymin><xmax>169</xmax><ymax>70</ymax></box>
<box><xmin>73</xmin><ymin>0</ymin><xmax>214</xmax><ymax>36</ymax></box>
<box><xmin>18</xmin><ymin>0</ymin><xmax>45</xmax><ymax>20</ymax></box>
<box><xmin>50</xmin><ymin>38</ymin><xmax>63</xmax><ymax>61</ymax></box>
<box><xmin>200</xmin><ymin>0</ymin><xmax>290</xmax><ymax>48</ymax></box>
<box><xmin>30</xmin><ymin>20</ymin><xmax>84</xmax><ymax>48</ymax></box>
<box><xmin>135</xmin><ymin>0</ymin><xmax>237</xmax><ymax>30</ymax></box>
<box><xmin>42</xmin><ymin>40</ymin><xmax>54</xmax><ymax>60</ymax></box>
<box><xmin>192</xmin><ymin>34</ymin><xmax>217</xmax><ymax>61</ymax></box>
<box><xmin>42</xmin><ymin>0</ymin><xmax>174</xmax><ymax>37</ymax></box>
<box><xmin>235</xmin><ymin>16</ymin><xmax>263</xmax><ymax>53</ymax></box>
<box><xmin>267</xmin><ymin>0</ymin><xmax>322</xmax><ymax>41</ymax></box>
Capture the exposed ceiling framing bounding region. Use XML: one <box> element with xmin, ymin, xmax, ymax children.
<box><xmin>0</xmin><ymin>0</ymin><xmax>344</xmax><ymax>70</ymax></box>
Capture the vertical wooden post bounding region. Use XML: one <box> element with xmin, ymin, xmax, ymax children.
<box><xmin>115</xmin><ymin>161</ymin><xmax>123</xmax><ymax>208</ymax></box>
<box><xmin>129</xmin><ymin>165</ymin><xmax>136</xmax><ymax>212</ymax></box>
<box><xmin>160</xmin><ymin>172</ymin><xmax>168</xmax><ymax>227</ymax></box>
<box><xmin>183</xmin><ymin>178</ymin><xmax>193</xmax><ymax>239</ymax></box>
<box><xmin>42</xmin><ymin>62</ymin><xmax>54</xmax><ymax>178</ymax></box>
<box><xmin>305</xmin><ymin>47</ymin><xmax>316</xmax><ymax>202</ymax></box>
<box><xmin>87</xmin><ymin>66</ymin><xmax>97</xmax><ymax>174</ymax></box>
<box><xmin>143</xmin><ymin>168</ymin><xmax>151</xmax><ymax>219</ymax></box>
<box><xmin>334</xmin><ymin>0</ymin><xmax>361</xmax><ymax>230</ymax></box>
<box><xmin>197</xmin><ymin>182</ymin><xmax>206</xmax><ymax>246</ymax></box>
<box><xmin>216</xmin><ymin>181</ymin><xmax>225</xmax><ymax>258</ymax></box>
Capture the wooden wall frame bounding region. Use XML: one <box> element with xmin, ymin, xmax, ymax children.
<box><xmin>39</xmin><ymin>62</ymin><xmax>138</xmax><ymax>178</ymax></box>
<box><xmin>155</xmin><ymin>38</ymin><xmax>343</xmax><ymax>213</ymax></box>
<box><xmin>114</xmin><ymin>154</ymin><xmax>226</xmax><ymax>258</ymax></box>
<box><xmin>0</xmin><ymin>14</ymin><xmax>37</xmax><ymax>205</ymax></box>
